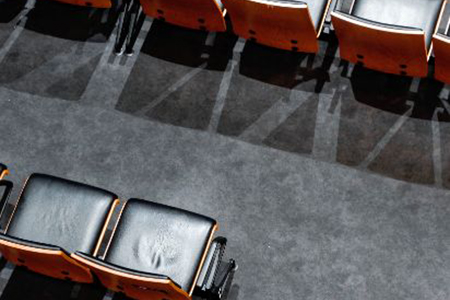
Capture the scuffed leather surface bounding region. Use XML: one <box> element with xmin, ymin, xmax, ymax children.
<box><xmin>7</xmin><ymin>174</ymin><xmax>117</xmax><ymax>254</ymax></box>
<box><xmin>352</xmin><ymin>0</ymin><xmax>443</xmax><ymax>47</ymax></box>
<box><xmin>105</xmin><ymin>198</ymin><xmax>217</xmax><ymax>292</ymax></box>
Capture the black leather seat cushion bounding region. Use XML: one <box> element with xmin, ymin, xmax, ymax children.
<box><xmin>7</xmin><ymin>174</ymin><xmax>117</xmax><ymax>254</ymax></box>
<box><xmin>352</xmin><ymin>0</ymin><xmax>443</xmax><ymax>47</ymax></box>
<box><xmin>105</xmin><ymin>199</ymin><xmax>217</xmax><ymax>292</ymax></box>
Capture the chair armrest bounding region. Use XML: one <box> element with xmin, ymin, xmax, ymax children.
<box><xmin>194</xmin><ymin>237</ymin><xmax>237</xmax><ymax>300</ymax></box>
<box><xmin>437</xmin><ymin>0</ymin><xmax>450</xmax><ymax>35</ymax></box>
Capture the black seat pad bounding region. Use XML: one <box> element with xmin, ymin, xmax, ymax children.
<box><xmin>7</xmin><ymin>174</ymin><xmax>117</xmax><ymax>254</ymax></box>
<box><xmin>105</xmin><ymin>199</ymin><xmax>217</xmax><ymax>292</ymax></box>
<box><xmin>352</xmin><ymin>0</ymin><xmax>443</xmax><ymax>47</ymax></box>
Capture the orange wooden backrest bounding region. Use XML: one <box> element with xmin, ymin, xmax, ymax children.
<box><xmin>223</xmin><ymin>0</ymin><xmax>321</xmax><ymax>52</ymax></box>
<box><xmin>52</xmin><ymin>0</ymin><xmax>112</xmax><ymax>8</ymax></box>
<box><xmin>331</xmin><ymin>11</ymin><xmax>429</xmax><ymax>77</ymax></box>
<box><xmin>72</xmin><ymin>253</ymin><xmax>192</xmax><ymax>300</ymax></box>
<box><xmin>433</xmin><ymin>33</ymin><xmax>450</xmax><ymax>83</ymax></box>
<box><xmin>0</xmin><ymin>239</ymin><xmax>93</xmax><ymax>283</ymax></box>
<box><xmin>140</xmin><ymin>0</ymin><xmax>226</xmax><ymax>32</ymax></box>
<box><xmin>0</xmin><ymin>169</ymin><xmax>8</xmax><ymax>180</ymax></box>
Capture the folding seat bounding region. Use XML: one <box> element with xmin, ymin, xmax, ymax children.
<box><xmin>72</xmin><ymin>198</ymin><xmax>236</xmax><ymax>300</ymax></box>
<box><xmin>433</xmin><ymin>1</ymin><xmax>450</xmax><ymax>83</ymax></box>
<box><xmin>331</xmin><ymin>0</ymin><xmax>446</xmax><ymax>77</ymax></box>
<box><xmin>221</xmin><ymin>0</ymin><xmax>333</xmax><ymax>52</ymax></box>
<box><xmin>139</xmin><ymin>0</ymin><xmax>227</xmax><ymax>32</ymax></box>
<box><xmin>0</xmin><ymin>174</ymin><xmax>119</xmax><ymax>283</ymax></box>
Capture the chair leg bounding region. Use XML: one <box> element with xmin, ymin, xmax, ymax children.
<box><xmin>124</xmin><ymin>1</ymin><xmax>145</xmax><ymax>56</ymax></box>
<box><xmin>207</xmin><ymin>259</ymin><xmax>237</xmax><ymax>300</ymax></box>
<box><xmin>114</xmin><ymin>0</ymin><xmax>132</xmax><ymax>55</ymax></box>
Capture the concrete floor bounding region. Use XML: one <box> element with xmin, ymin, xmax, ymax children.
<box><xmin>1</xmin><ymin>1</ymin><xmax>450</xmax><ymax>300</ymax></box>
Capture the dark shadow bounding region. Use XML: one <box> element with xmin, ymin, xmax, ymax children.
<box><xmin>239</xmin><ymin>33</ymin><xmax>338</xmax><ymax>92</ymax></box>
<box><xmin>411</xmin><ymin>77</ymin><xmax>444</xmax><ymax>120</ymax></box>
<box><xmin>0</xmin><ymin>0</ymin><xmax>27</xmax><ymax>23</ymax></box>
<box><xmin>239</xmin><ymin>41</ymin><xmax>308</xmax><ymax>89</ymax></box>
<box><xmin>0</xmin><ymin>267</ymin><xmax>106</xmax><ymax>300</ymax></box>
<box><xmin>24</xmin><ymin>0</ymin><xmax>121</xmax><ymax>42</ymax></box>
<box><xmin>350</xmin><ymin>65</ymin><xmax>444</xmax><ymax>120</ymax></box>
<box><xmin>349</xmin><ymin>65</ymin><xmax>414</xmax><ymax>115</ymax></box>
<box><xmin>141</xmin><ymin>19</ymin><xmax>236</xmax><ymax>70</ymax></box>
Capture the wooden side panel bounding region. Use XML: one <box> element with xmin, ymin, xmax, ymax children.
<box><xmin>223</xmin><ymin>0</ymin><xmax>319</xmax><ymax>52</ymax></box>
<box><xmin>72</xmin><ymin>254</ymin><xmax>191</xmax><ymax>300</ymax></box>
<box><xmin>0</xmin><ymin>240</ymin><xmax>93</xmax><ymax>283</ymax></box>
<box><xmin>331</xmin><ymin>12</ymin><xmax>429</xmax><ymax>77</ymax></box>
<box><xmin>140</xmin><ymin>0</ymin><xmax>226</xmax><ymax>32</ymax></box>
<box><xmin>433</xmin><ymin>34</ymin><xmax>450</xmax><ymax>83</ymax></box>
<box><xmin>50</xmin><ymin>0</ymin><xmax>112</xmax><ymax>8</ymax></box>
<box><xmin>0</xmin><ymin>169</ymin><xmax>8</xmax><ymax>180</ymax></box>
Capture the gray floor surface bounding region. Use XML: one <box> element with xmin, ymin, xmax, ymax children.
<box><xmin>0</xmin><ymin>2</ymin><xmax>450</xmax><ymax>300</ymax></box>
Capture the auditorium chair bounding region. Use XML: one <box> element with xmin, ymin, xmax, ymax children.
<box><xmin>0</xmin><ymin>174</ymin><xmax>119</xmax><ymax>283</ymax></box>
<box><xmin>433</xmin><ymin>1</ymin><xmax>450</xmax><ymax>83</ymax></box>
<box><xmin>222</xmin><ymin>0</ymin><xmax>333</xmax><ymax>52</ymax></box>
<box><xmin>331</xmin><ymin>0</ymin><xmax>446</xmax><ymax>77</ymax></box>
<box><xmin>114</xmin><ymin>0</ymin><xmax>227</xmax><ymax>55</ymax></box>
<box><xmin>73</xmin><ymin>198</ymin><xmax>237</xmax><ymax>300</ymax></box>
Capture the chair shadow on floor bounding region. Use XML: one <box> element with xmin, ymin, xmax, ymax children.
<box><xmin>349</xmin><ymin>64</ymin><xmax>445</xmax><ymax>120</ymax></box>
<box><xmin>141</xmin><ymin>19</ymin><xmax>238</xmax><ymax>71</ymax></box>
<box><xmin>239</xmin><ymin>32</ymin><xmax>339</xmax><ymax>93</ymax></box>
<box><xmin>0</xmin><ymin>0</ymin><xmax>27</xmax><ymax>23</ymax></box>
<box><xmin>0</xmin><ymin>266</ymin><xmax>106</xmax><ymax>300</ymax></box>
<box><xmin>334</xmin><ymin>64</ymin><xmax>448</xmax><ymax>186</ymax></box>
<box><xmin>23</xmin><ymin>0</ymin><xmax>121</xmax><ymax>42</ymax></box>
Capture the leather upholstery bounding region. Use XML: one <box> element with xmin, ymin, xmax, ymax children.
<box><xmin>105</xmin><ymin>199</ymin><xmax>217</xmax><ymax>293</ymax></box>
<box><xmin>352</xmin><ymin>0</ymin><xmax>444</xmax><ymax>47</ymax></box>
<box><xmin>7</xmin><ymin>174</ymin><xmax>117</xmax><ymax>254</ymax></box>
